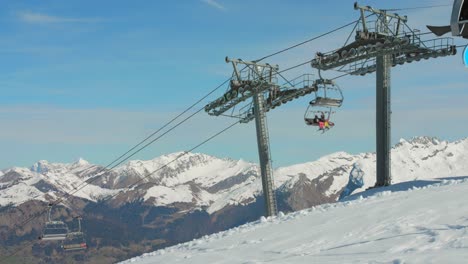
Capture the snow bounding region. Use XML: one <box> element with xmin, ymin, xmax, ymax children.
<box><xmin>120</xmin><ymin>178</ymin><xmax>468</xmax><ymax>264</ymax></box>
<box><xmin>144</xmin><ymin>185</ymin><xmax>205</xmax><ymax>206</ymax></box>
<box><xmin>0</xmin><ymin>181</ymin><xmax>46</xmax><ymax>206</ymax></box>
<box><xmin>207</xmin><ymin>178</ymin><xmax>262</xmax><ymax>214</ymax></box>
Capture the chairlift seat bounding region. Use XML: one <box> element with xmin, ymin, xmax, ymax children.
<box><xmin>41</xmin><ymin>221</ymin><xmax>68</xmax><ymax>241</ymax></box>
<box><xmin>310</xmin><ymin>97</ymin><xmax>343</xmax><ymax>107</ymax></box>
<box><xmin>62</xmin><ymin>232</ymin><xmax>87</xmax><ymax>251</ymax></box>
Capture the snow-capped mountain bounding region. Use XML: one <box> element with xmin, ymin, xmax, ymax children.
<box><xmin>1</xmin><ymin>136</ymin><xmax>468</xmax><ymax>214</ymax></box>
<box><xmin>0</xmin><ymin>159</ymin><xmax>117</xmax><ymax>207</ymax></box>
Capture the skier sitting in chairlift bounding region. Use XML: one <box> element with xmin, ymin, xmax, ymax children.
<box><xmin>320</xmin><ymin>112</ymin><xmax>325</xmax><ymax>122</ymax></box>
<box><xmin>318</xmin><ymin>111</ymin><xmax>333</xmax><ymax>132</ymax></box>
<box><xmin>318</xmin><ymin>112</ymin><xmax>326</xmax><ymax>130</ymax></box>
<box><xmin>313</xmin><ymin>114</ymin><xmax>319</xmax><ymax>124</ymax></box>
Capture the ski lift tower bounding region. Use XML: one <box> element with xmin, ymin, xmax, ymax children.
<box><xmin>311</xmin><ymin>2</ymin><xmax>457</xmax><ymax>187</ymax></box>
<box><xmin>205</xmin><ymin>57</ymin><xmax>317</xmax><ymax>216</ymax></box>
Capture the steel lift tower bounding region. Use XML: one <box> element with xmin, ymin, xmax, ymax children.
<box><xmin>205</xmin><ymin>57</ymin><xmax>318</xmax><ymax>216</ymax></box>
<box><xmin>311</xmin><ymin>3</ymin><xmax>457</xmax><ymax>187</ymax></box>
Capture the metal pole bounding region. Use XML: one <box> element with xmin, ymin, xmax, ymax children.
<box><xmin>375</xmin><ymin>54</ymin><xmax>392</xmax><ymax>187</ymax></box>
<box><xmin>48</xmin><ymin>206</ymin><xmax>52</xmax><ymax>222</ymax></box>
<box><xmin>78</xmin><ymin>217</ymin><xmax>82</xmax><ymax>232</ymax></box>
<box><xmin>252</xmin><ymin>88</ymin><xmax>277</xmax><ymax>217</ymax></box>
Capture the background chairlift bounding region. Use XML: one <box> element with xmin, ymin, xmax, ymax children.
<box><xmin>40</xmin><ymin>204</ymin><xmax>69</xmax><ymax>241</ymax></box>
<box><xmin>62</xmin><ymin>217</ymin><xmax>87</xmax><ymax>251</ymax></box>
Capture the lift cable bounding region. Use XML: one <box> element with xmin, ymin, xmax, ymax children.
<box><xmin>254</xmin><ymin>18</ymin><xmax>361</xmax><ymax>63</ymax></box>
<box><xmin>343</xmin><ymin>20</ymin><xmax>361</xmax><ymax>48</ymax></box>
<box><xmin>383</xmin><ymin>4</ymin><xmax>452</xmax><ymax>12</ymax></box>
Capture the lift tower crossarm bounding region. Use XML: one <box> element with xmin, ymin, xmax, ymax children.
<box><xmin>354</xmin><ymin>2</ymin><xmax>408</xmax><ymax>23</ymax></box>
<box><xmin>226</xmin><ymin>57</ymin><xmax>279</xmax><ymax>70</ymax></box>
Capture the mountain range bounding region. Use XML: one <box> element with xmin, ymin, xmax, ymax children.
<box><xmin>1</xmin><ymin>136</ymin><xmax>467</xmax><ymax>263</ymax></box>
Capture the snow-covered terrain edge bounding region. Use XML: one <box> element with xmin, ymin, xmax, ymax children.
<box><xmin>120</xmin><ymin>177</ymin><xmax>468</xmax><ymax>264</ymax></box>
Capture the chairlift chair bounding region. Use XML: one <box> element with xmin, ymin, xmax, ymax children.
<box><xmin>62</xmin><ymin>217</ymin><xmax>87</xmax><ymax>251</ymax></box>
<box><xmin>304</xmin><ymin>78</ymin><xmax>343</xmax><ymax>132</ymax></box>
<box><xmin>40</xmin><ymin>205</ymin><xmax>68</xmax><ymax>241</ymax></box>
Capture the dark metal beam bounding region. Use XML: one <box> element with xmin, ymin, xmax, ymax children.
<box><xmin>375</xmin><ymin>54</ymin><xmax>392</xmax><ymax>187</ymax></box>
<box><xmin>253</xmin><ymin>91</ymin><xmax>277</xmax><ymax>217</ymax></box>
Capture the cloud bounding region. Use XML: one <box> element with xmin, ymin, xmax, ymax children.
<box><xmin>17</xmin><ymin>11</ymin><xmax>98</xmax><ymax>24</ymax></box>
<box><xmin>201</xmin><ymin>0</ymin><xmax>226</xmax><ymax>11</ymax></box>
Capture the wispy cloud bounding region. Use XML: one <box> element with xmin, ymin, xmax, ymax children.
<box><xmin>201</xmin><ymin>0</ymin><xmax>226</xmax><ymax>11</ymax></box>
<box><xmin>17</xmin><ymin>11</ymin><xmax>99</xmax><ymax>24</ymax></box>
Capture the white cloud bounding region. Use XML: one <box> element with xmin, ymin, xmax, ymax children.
<box><xmin>201</xmin><ymin>0</ymin><xmax>226</xmax><ymax>11</ymax></box>
<box><xmin>17</xmin><ymin>11</ymin><xmax>98</xmax><ymax>24</ymax></box>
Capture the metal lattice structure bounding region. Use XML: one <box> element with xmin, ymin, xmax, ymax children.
<box><xmin>311</xmin><ymin>4</ymin><xmax>457</xmax><ymax>75</ymax></box>
<box><xmin>311</xmin><ymin>2</ymin><xmax>458</xmax><ymax>187</ymax></box>
<box><xmin>205</xmin><ymin>58</ymin><xmax>317</xmax><ymax>123</ymax></box>
<box><xmin>204</xmin><ymin>58</ymin><xmax>318</xmax><ymax>216</ymax></box>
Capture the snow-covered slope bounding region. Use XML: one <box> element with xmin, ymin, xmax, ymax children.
<box><xmin>1</xmin><ymin>137</ymin><xmax>468</xmax><ymax>215</ymax></box>
<box><xmin>120</xmin><ymin>178</ymin><xmax>468</xmax><ymax>264</ymax></box>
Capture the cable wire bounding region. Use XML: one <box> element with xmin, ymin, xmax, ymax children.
<box><xmin>384</xmin><ymin>4</ymin><xmax>452</xmax><ymax>11</ymax></box>
<box><xmin>254</xmin><ymin>18</ymin><xmax>360</xmax><ymax>62</ymax></box>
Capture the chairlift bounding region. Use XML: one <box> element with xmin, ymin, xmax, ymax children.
<box><xmin>304</xmin><ymin>77</ymin><xmax>342</xmax><ymax>132</ymax></box>
<box><xmin>40</xmin><ymin>204</ymin><xmax>68</xmax><ymax>241</ymax></box>
<box><xmin>62</xmin><ymin>217</ymin><xmax>87</xmax><ymax>251</ymax></box>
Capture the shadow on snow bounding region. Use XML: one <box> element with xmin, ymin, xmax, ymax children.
<box><xmin>341</xmin><ymin>176</ymin><xmax>468</xmax><ymax>202</ymax></box>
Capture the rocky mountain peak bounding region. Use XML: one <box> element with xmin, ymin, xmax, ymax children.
<box><xmin>408</xmin><ymin>136</ymin><xmax>442</xmax><ymax>146</ymax></box>
<box><xmin>73</xmin><ymin>158</ymin><xmax>90</xmax><ymax>166</ymax></box>
<box><xmin>30</xmin><ymin>160</ymin><xmax>52</xmax><ymax>173</ymax></box>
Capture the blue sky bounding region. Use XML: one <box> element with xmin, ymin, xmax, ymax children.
<box><xmin>1</xmin><ymin>0</ymin><xmax>467</xmax><ymax>169</ymax></box>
